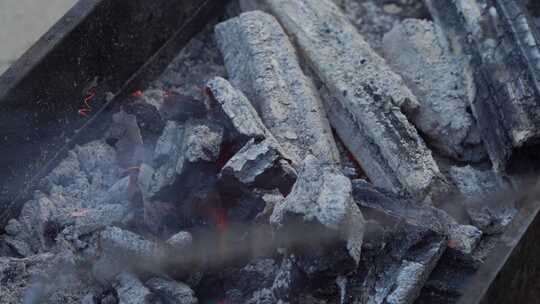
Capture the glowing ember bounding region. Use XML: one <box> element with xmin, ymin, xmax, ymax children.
<box><xmin>131</xmin><ymin>90</ymin><xmax>144</xmax><ymax>98</ymax></box>
<box><xmin>79</xmin><ymin>87</ymin><xmax>96</xmax><ymax>117</ymax></box>
<box><xmin>213</xmin><ymin>207</ymin><xmax>229</xmax><ymax>233</ymax></box>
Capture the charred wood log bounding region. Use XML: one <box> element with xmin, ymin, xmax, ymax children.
<box><xmin>382</xmin><ymin>19</ymin><xmax>487</xmax><ymax>162</ymax></box>
<box><xmin>271</xmin><ymin>155</ymin><xmax>365</xmax><ymax>274</ymax></box>
<box><xmin>214</xmin><ymin>11</ymin><xmax>341</xmax><ymax>167</ymax></box>
<box><xmin>243</xmin><ymin>0</ymin><xmax>449</xmax><ymax>202</ymax></box>
<box><xmin>426</xmin><ymin>0</ymin><xmax>540</xmax><ymax>173</ymax></box>
<box><xmin>348</xmin><ymin>221</ymin><xmax>447</xmax><ymax>304</ymax></box>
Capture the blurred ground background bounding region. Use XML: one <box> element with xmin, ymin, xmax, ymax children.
<box><xmin>0</xmin><ymin>0</ymin><xmax>77</xmax><ymax>75</ymax></box>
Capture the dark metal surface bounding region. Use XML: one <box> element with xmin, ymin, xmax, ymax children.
<box><xmin>0</xmin><ymin>0</ymin><xmax>227</xmax><ymax>228</ymax></box>
<box><xmin>458</xmin><ymin>183</ymin><xmax>540</xmax><ymax>304</ymax></box>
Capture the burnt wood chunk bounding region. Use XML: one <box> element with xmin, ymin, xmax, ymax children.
<box><xmin>219</xmin><ymin>138</ymin><xmax>297</xmax><ymax>198</ymax></box>
<box><xmin>271</xmin><ymin>155</ymin><xmax>365</xmax><ymax>272</ymax></box>
<box><xmin>350</xmin><ymin>222</ymin><xmax>447</xmax><ymax>304</ymax></box>
<box><xmin>352</xmin><ymin>179</ymin><xmax>482</xmax><ymax>256</ymax></box>
<box><xmin>244</xmin><ymin>0</ymin><xmax>448</xmax><ymax>201</ymax></box>
<box><xmin>205</xmin><ymin>76</ymin><xmax>289</xmax><ymax>159</ymax></box>
<box><xmin>426</xmin><ymin>0</ymin><xmax>540</xmax><ymax>172</ymax></box>
<box><xmin>214</xmin><ymin>11</ymin><xmax>340</xmax><ymax>167</ymax></box>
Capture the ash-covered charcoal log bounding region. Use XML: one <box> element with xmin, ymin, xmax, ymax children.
<box><xmin>426</xmin><ymin>0</ymin><xmax>540</xmax><ymax>172</ymax></box>
<box><xmin>92</xmin><ymin>227</ymin><xmax>167</xmax><ymax>281</ymax></box>
<box><xmin>205</xmin><ymin>77</ymin><xmax>288</xmax><ymax>157</ymax></box>
<box><xmin>352</xmin><ymin>179</ymin><xmax>482</xmax><ymax>256</ymax></box>
<box><xmin>214</xmin><ymin>11</ymin><xmax>341</xmax><ymax>167</ymax></box>
<box><xmin>347</xmin><ymin>221</ymin><xmax>447</xmax><ymax>304</ymax></box>
<box><xmin>382</xmin><ymin>19</ymin><xmax>486</xmax><ymax>163</ymax></box>
<box><xmin>219</xmin><ymin>138</ymin><xmax>297</xmax><ymax>199</ymax></box>
<box><xmin>270</xmin><ymin>155</ymin><xmax>365</xmax><ymax>278</ymax></box>
<box><xmin>244</xmin><ymin>0</ymin><xmax>449</xmax><ymax>202</ymax></box>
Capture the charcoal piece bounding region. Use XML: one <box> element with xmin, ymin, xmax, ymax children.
<box><xmin>166</xmin><ymin>231</ymin><xmax>193</xmax><ymax>251</ymax></box>
<box><xmin>160</xmin><ymin>93</ymin><xmax>207</xmax><ymax>122</ymax></box>
<box><xmin>224</xmin><ymin>258</ymin><xmax>279</xmax><ymax>301</ymax></box>
<box><xmin>246</xmin><ymin>0</ymin><xmax>448</xmax><ymax>202</ymax></box>
<box><xmin>146</xmin><ymin>277</ymin><xmax>198</xmax><ymax>304</ymax></box>
<box><xmin>272</xmin><ymin>255</ymin><xmax>302</xmax><ymax>302</ymax></box>
<box><xmin>205</xmin><ymin>77</ymin><xmax>272</xmax><ymax>149</ymax></box>
<box><xmin>271</xmin><ymin>155</ymin><xmax>365</xmax><ymax>272</ymax></box>
<box><xmin>449</xmin><ymin>165</ymin><xmax>517</xmax><ymax>234</ymax></box>
<box><xmin>107</xmin><ymin>110</ymin><xmax>148</xmax><ymax>169</ymax></box>
<box><xmin>352</xmin><ymin>179</ymin><xmax>482</xmax><ymax>255</ymax></box>
<box><xmin>215</xmin><ymin>11</ymin><xmax>340</xmax><ymax>167</ymax></box>
<box><xmin>245</xmin><ymin>289</ymin><xmax>276</xmax><ymax>304</ymax></box>
<box><xmin>254</xmin><ymin>190</ymin><xmax>285</xmax><ymax>224</ymax></box>
<box><xmin>93</xmin><ymin>227</ymin><xmax>164</xmax><ymax>281</ymax></box>
<box><xmin>139</xmin><ymin>119</ymin><xmax>223</xmax><ymax>202</ymax></box>
<box><xmin>382</xmin><ymin>19</ymin><xmax>486</xmax><ymax>162</ymax></box>
<box><xmin>114</xmin><ymin>272</ymin><xmax>153</xmax><ymax>304</ymax></box>
<box><xmin>123</xmin><ymin>101</ymin><xmax>166</xmax><ymax>146</ymax></box>
<box><xmin>71</xmin><ymin>204</ymin><xmax>128</xmax><ymax>237</ymax></box>
<box><xmin>350</xmin><ymin>222</ymin><xmax>447</xmax><ymax>304</ymax></box>
<box><xmin>426</xmin><ymin>0</ymin><xmax>540</xmax><ymax>172</ymax></box>
<box><xmin>153</xmin><ymin>121</ymin><xmax>184</xmax><ymax>167</ymax></box>
<box><xmin>219</xmin><ymin>138</ymin><xmax>297</xmax><ymax>198</ymax></box>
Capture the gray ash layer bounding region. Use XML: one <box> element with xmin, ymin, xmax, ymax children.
<box><xmin>0</xmin><ymin>1</ymin><xmax>529</xmax><ymax>304</ymax></box>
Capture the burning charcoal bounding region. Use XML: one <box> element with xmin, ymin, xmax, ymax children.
<box><xmin>246</xmin><ymin>0</ymin><xmax>448</xmax><ymax>202</ymax></box>
<box><xmin>382</xmin><ymin>19</ymin><xmax>486</xmax><ymax>162</ymax></box>
<box><xmin>271</xmin><ymin>155</ymin><xmax>365</xmax><ymax>274</ymax></box>
<box><xmin>426</xmin><ymin>0</ymin><xmax>540</xmax><ymax>173</ymax></box>
<box><xmin>205</xmin><ymin>77</ymin><xmax>280</xmax><ymax>152</ymax></box>
<box><xmin>349</xmin><ymin>222</ymin><xmax>447</xmax><ymax>304</ymax></box>
<box><xmin>114</xmin><ymin>272</ymin><xmax>153</xmax><ymax>304</ymax></box>
<box><xmin>215</xmin><ymin>11</ymin><xmax>341</xmax><ymax>167</ymax></box>
<box><xmin>352</xmin><ymin>179</ymin><xmax>482</xmax><ymax>255</ymax></box>
<box><xmin>93</xmin><ymin>227</ymin><xmax>164</xmax><ymax>281</ymax></box>
<box><xmin>75</xmin><ymin>140</ymin><xmax>122</xmax><ymax>187</ymax></box>
<box><xmin>449</xmin><ymin>166</ymin><xmax>517</xmax><ymax>234</ymax></box>
<box><xmin>219</xmin><ymin>138</ymin><xmax>297</xmax><ymax>198</ymax></box>
<box><xmin>145</xmin><ymin>277</ymin><xmax>198</xmax><ymax>304</ymax></box>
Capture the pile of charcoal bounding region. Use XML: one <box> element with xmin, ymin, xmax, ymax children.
<box><xmin>2</xmin><ymin>0</ymin><xmax>540</xmax><ymax>303</ymax></box>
